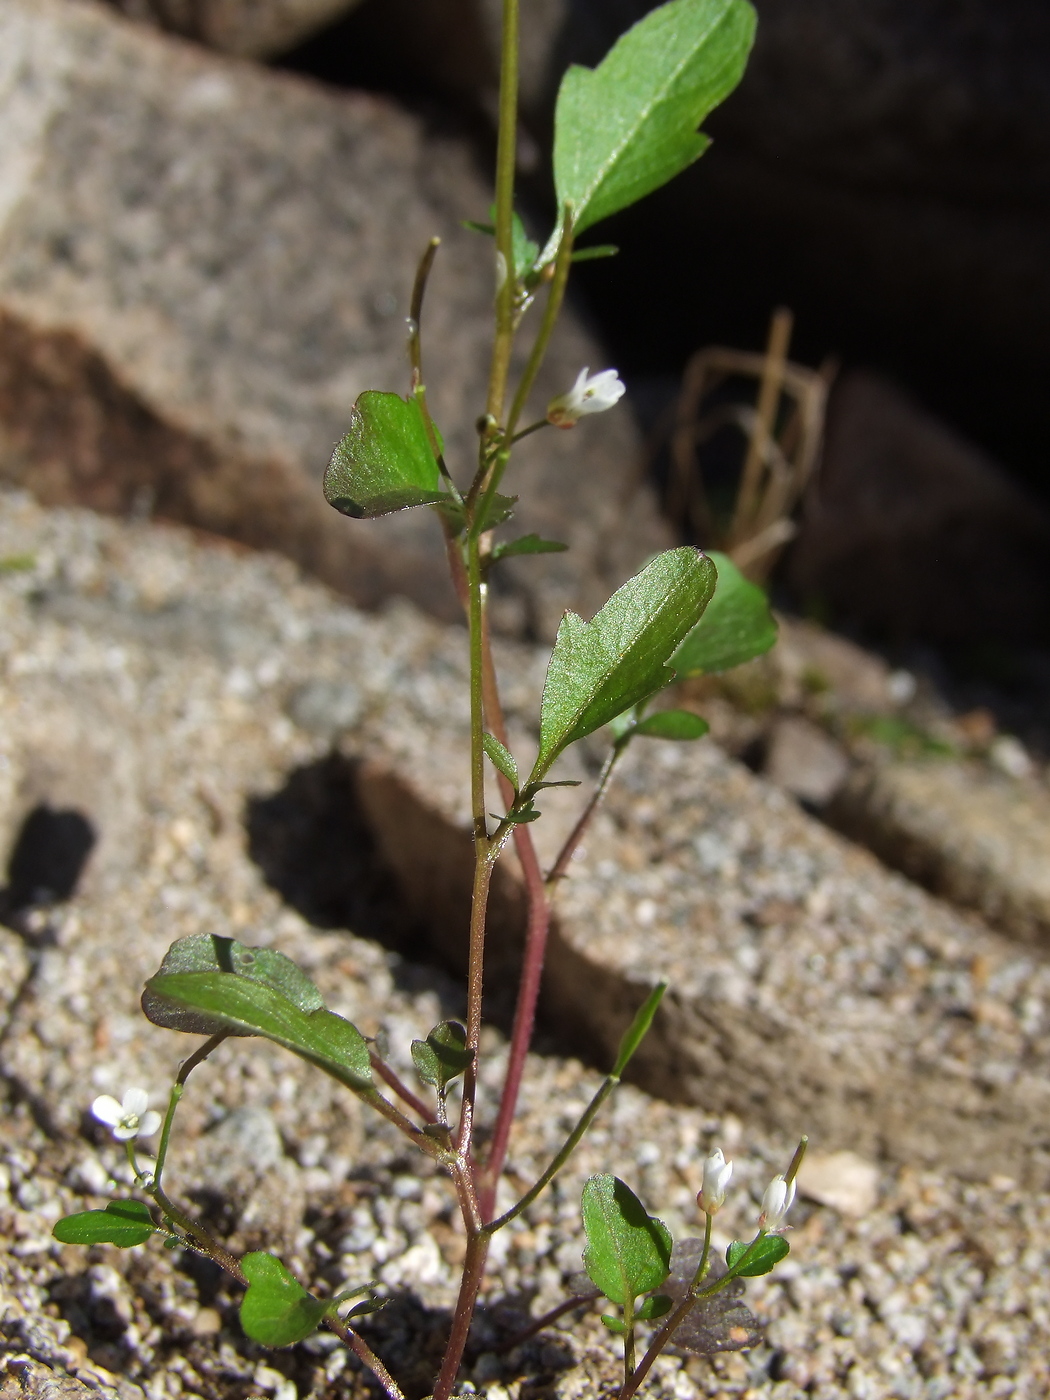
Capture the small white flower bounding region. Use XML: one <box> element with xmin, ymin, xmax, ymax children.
<box><xmin>759</xmin><ymin>1173</ymin><xmax>796</xmax><ymax>1231</ymax></box>
<box><xmin>546</xmin><ymin>367</ymin><xmax>625</xmax><ymax>427</ymax></box>
<box><xmin>698</xmin><ymin>1147</ymin><xmax>733</xmax><ymax>1215</ymax></box>
<box><xmin>92</xmin><ymin>1088</ymin><xmax>162</xmax><ymax>1142</ymax></box>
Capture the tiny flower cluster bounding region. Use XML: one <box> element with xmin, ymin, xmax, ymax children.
<box><xmin>92</xmin><ymin>1087</ymin><xmax>162</xmax><ymax>1142</ymax></box>
<box><xmin>697</xmin><ymin>1145</ymin><xmax>800</xmax><ymax>1232</ymax></box>
<box><xmin>546</xmin><ymin>367</ymin><xmax>626</xmax><ymax>427</ymax></box>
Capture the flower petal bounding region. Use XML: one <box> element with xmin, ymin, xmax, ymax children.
<box><xmin>123</xmin><ymin>1087</ymin><xmax>150</xmax><ymax>1117</ymax></box>
<box><xmin>138</xmin><ymin>1111</ymin><xmax>163</xmax><ymax>1139</ymax></box>
<box><xmin>112</xmin><ymin>1122</ymin><xmax>139</xmax><ymax>1141</ymax></box>
<box><xmin>91</xmin><ymin>1095</ymin><xmax>124</xmax><ymax>1127</ymax></box>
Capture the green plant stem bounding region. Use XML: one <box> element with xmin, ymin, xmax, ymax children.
<box><xmin>368</xmin><ymin>1050</ymin><xmax>436</xmax><ymax>1123</ymax></box>
<box><xmin>149</xmin><ymin>1178</ymin><xmax>247</xmax><ymax>1283</ymax></box>
<box><xmin>326</xmin><ymin>1315</ymin><xmax>406</xmax><ymax>1400</ymax></box>
<box><xmin>154</xmin><ymin>1033</ymin><xmax>229</xmax><ymax>1186</ymax></box>
<box><xmin>475</xmin><ymin>613</ymin><xmax>552</xmax><ymax>1220</ymax></box>
<box><xmin>486</xmin><ymin>0</ymin><xmax>520</xmax><ymax>427</ymax></box>
<box><xmin>485</xmin><ymin>1073</ymin><xmax>619</xmax><ymax>1232</ymax></box>
<box><xmin>408</xmin><ymin>237</ymin><xmax>458</xmax><ymax>492</ymax></box>
<box><xmin>505</xmin><ymin>215</ymin><xmax>575</xmax><ymax>439</ymax></box>
<box><xmin>623</xmin><ymin>1295</ymin><xmax>637</xmax><ymax>1384</ymax></box>
<box><xmin>546</xmin><ymin>736</ymin><xmax>630</xmax><ymax>886</ymax></box>
<box><xmin>495</xmin><ymin>1289</ymin><xmax>601</xmax><ymax>1352</ymax></box>
<box><xmin>619</xmin><ymin>1228</ymin><xmax>769</xmax><ymax>1400</ymax></box>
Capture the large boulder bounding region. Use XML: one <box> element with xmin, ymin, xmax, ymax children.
<box><xmin>786</xmin><ymin>371</ymin><xmax>1050</xmax><ymax>643</ymax></box>
<box><xmin>3</xmin><ymin>488</ymin><xmax>1049</xmax><ymax>1187</ymax></box>
<box><xmin>0</xmin><ymin>0</ymin><xmax>669</xmax><ymax>638</ymax></box>
<box><xmin>100</xmin><ymin>0</ymin><xmax>363</xmax><ymax>57</ymax></box>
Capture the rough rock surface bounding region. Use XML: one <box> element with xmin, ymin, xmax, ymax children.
<box><xmin>787</xmin><ymin>372</ymin><xmax>1050</xmax><ymax>643</ymax></box>
<box><xmin>101</xmin><ymin>0</ymin><xmax>361</xmax><ymax>58</ymax></box>
<box><xmin>831</xmin><ymin>761</ymin><xmax>1050</xmax><ymax>945</ymax></box>
<box><xmin>2</xmin><ymin>492</ymin><xmax>1050</xmax><ymax>1398</ymax></box>
<box><xmin>0</xmin><ymin>0</ymin><xmax>668</xmax><ymax>639</ymax></box>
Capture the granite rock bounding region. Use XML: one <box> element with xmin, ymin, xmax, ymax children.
<box><xmin>2</xmin><ymin>489</ymin><xmax>1049</xmax><ymax>1190</ymax></box>
<box><xmin>830</xmin><ymin>759</ymin><xmax>1050</xmax><ymax>944</ymax></box>
<box><xmin>100</xmin><ymin>0</ymin><xmax>362</xmax><ymax>58</ymax></box>
<box><xmin>0</xmin><ymin>0</ymin><xmax>668</xmax><ymax>639</ymax></box>
<box><xmin>2</xmin><ymin>491</ymin><xmax>1050</xmax><ymax>1396</ymax></box>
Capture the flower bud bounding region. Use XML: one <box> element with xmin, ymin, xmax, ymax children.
<box><xmin>758</xmin><ymin>1173</ymin><xmax>796</xmax><ymax>1231</ymax></box>
<box><xmin>546</xmin><ymin>368</ymin><xmax>625</xmax><ymax>427</ymax></box>
<box><xmin>697</xmin><ymin>1147</ymin><xmax>733</xmax><ymax>1215</ymax></box>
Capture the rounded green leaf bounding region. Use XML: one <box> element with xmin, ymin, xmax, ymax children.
<box><xmin>535</xmin><ymin>548</ymin><xmax>716</xmax><ymax>780</ymax></box>
<box><xmin>240</xmin><ymin>1253</ymin><xmax>329</xmax><ymax>1347</ymax></box>
<box><xmin>582</xmin><ymin>1175</ymin><xmax>672</xmax><ymax>1305</ymax></box>
<box><xmin>144</xmin><ymin>971</ymin><xmax>372</xmax><ymax>1092</ymax></box>
<box><xmin>324</xmin><ymin>391</ymin><xmax>445</xmax><ymax>519</ymax></box>
<box><xmin>142</xmin><ymin>935</ymin><xmax>325</xmax><ymax>1037</ymax></box>
<box><xmin>411</xmin><ymin>1020</ymin><xmax>472</xmax><ymax>1090</ymax></box>
<box><xmin>726</xmin><ymin>1235</ymin><xmax>789</xmax><ymax>1277</ymax></box>
<box><xmin>670</xmin><ymin>551</ymin><xmax>777</xmax><ymax>677</ymax></box>
<box><xmin>552</xmin><ymin>0</ymin><xmax>756</xmax><ymax>239</ymax></box>
<box><xmin>53</xmin><ymin>1200</ymin><xmax>156</xmax><ymax>1248</ymax></box>
<box><xmin>632</xmin><ymin>710</ymin><xmax>710</xmax><ymax>741</ymax></box>
<box><xmin>636</xmin><ymin>1293</ymin><xmax>673</xmax><ymax>1321</ymax></box>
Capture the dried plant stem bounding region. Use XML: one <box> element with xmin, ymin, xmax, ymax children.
<box><xmin>728</xmin><ymin>306</ymin><xmax>792</xmax><ymax>546</ymax></box>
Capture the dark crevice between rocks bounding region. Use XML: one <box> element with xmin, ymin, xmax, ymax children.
<box><xmin>0</xmin><ymin>803</ymin><xmax>97</xmax><ymax>1137</ymax></box>
<box><xmin>0</xmin><ymin>308</ymin><xmax>457</xmax><ymax>619</ymax></box>
<box><xmin>245</xmin><ymin>753</ymin><xmax>600</xmax><ymax>1058</ymax></box>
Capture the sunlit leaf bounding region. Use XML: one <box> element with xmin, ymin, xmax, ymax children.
<box><xmin>491</xmin><ymin>534</ymin><xmax>568</xmax><ymax>561</ymax></box>
<box><xmin>637</xmin><ymin>1293</ymin><xmax>673</xmax><ymax>1320</ymax></box>
<box><xmin>534</xmin><ymin>548</ymin><xmax>716</xmax><ymax>780</ymax></box>
<box><xmin>324</xmin><ymin>391</ymin><xmax>445</xmax><ymax>518</ymax></box>
<box><xmin>726</xmin><ymin>1235</ymin><xmax>789</xmax><ymax>1277</ymax></box>
<box><xmin>582</xmin><ymin>1175</ymin><xmax>672</xmax><ymax>1306</ymax></box>
<box><xmin>53</xmin><ymin>1200</ymin><xmax>155</xmax><ymax>1248</ymax></box>
<box><xmin>144</xmin><ymin>972</ymin><xmax>372</xmax><ymax>1092</ymax></box>
<box><xmin>240</xmin><ymin>1253</ymin><xmax>329</xmax><ymax>1347</ymax></box>
<box><xmin>411</xmin><ymin>1020</ymin><xmax>473</xmax><ymax>1090</ymax></box>
<box><xmin>612</xmin><ymin>982</ymin><xmax>667</xmax><ymax>1077</ymax></box>
<box><xmin>142</xmin><ymin>934</ymin><xmax>324</xmax><ymax>1037</ymax></box>
<box><xmin>483</xmin><ymin>734</ymin><xmax>519</xmax><ymax>789</ymax></box>
<box><xmin>632</xmin><ymin>709</ymin><xmax>710</xmax><ymax>741</ymax></box>
<box><xmin>670</xmin><ymin>551</ymin><xmax>777</xmax><ymax>677</ymax></box>
<box><xmin>552</xmin><ymin>0</ymin><xmax>755</xmax><ymax>237</ymax></box>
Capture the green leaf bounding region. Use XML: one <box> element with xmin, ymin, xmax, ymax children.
<box><xmin>240</xmin><ymin>1253</ymin><xmax>329</xmax><ymax>1347</ymax></box>
<box><xmin>465</xmin><ymin>209</ymin><xmax>538</xmax><ymax>282</ymax></box>
<box><xmin>534</xmin><ymin>548</ymin><xmax>716</xmax><ymax>779</ymax></box>
<box><xmin>571</xmin><ymin>244</ymin><xmax>619</xmax><ymax>262</ymax></box>
<box><xmin>483</xmin><ymin>734</ymin><xmax>519</xmax><ymax>789</ymax></box>
<box><xmin>512</xmin><ymin>211</ymin><xmax>540</xmax><ymax>282</ymax></box>
<box><xmin>477</xmin><ymin>492</ymin><xmax>518</xmax><ymax>532</ymax></box>
<box><xmin>144</xmin><ymin>972</ymin><xmax>373</xmax><ymax>1093</ymax></box>
<box><xmin>552</xmin><ymin>0</ymin><xmax>756</xmax><ymax>237</ymax></box>
<box><xmin>324</xmin><ymin>391</ymin><xmax>445</xmax><ymax>518</ymax></box>
<box><xmin>637</xmin><ymin>1294</ymin><xmax>673</xmax><ymax>1321</ymax></box>
<box><xmin>582</xmin><ymin>1175</ymin><xmax>672</xmax><ymax>1305</ymax></box>
<box><xmin>410</xmin><ymin>1020</ymin><xmax>473</xmax><ymax>1090</ymax></box>
<box><xmin>632</xmin><ymin>709</ymin><xmax>710</xmax><ymax>741</ymax></box>
<box><xmin>726</xmin><ymin>1235</ymin><xmax>789</xmax><ymax>1277</ymax></box>
<box><xmin>600</xmin><ymin>1314</ymin><xmax>629</xmax><ymax>1334</ymax></box>
<box><xmin>491</xmin><ymin>534</ymin><xmax>568</xmax><ymax>561</ymax></box>
<box><xmin>53</xmin><ymin>1200</ymin><xmax>155</xmax><ymax>1248</ymax></box>
<box><xmin>670</xmin><ymin>551</ymin><xmax>777</xmax><ymax>677</ymax></box>
<box><xmin>612</xmin><ymin>981</ymin><xmax>667</xmax><ymax>1077</ymax></box>
<box><xmin>141</xmin><ymin>934</ymin><xmax>325</xmax><ymax>1037</ymax></box>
